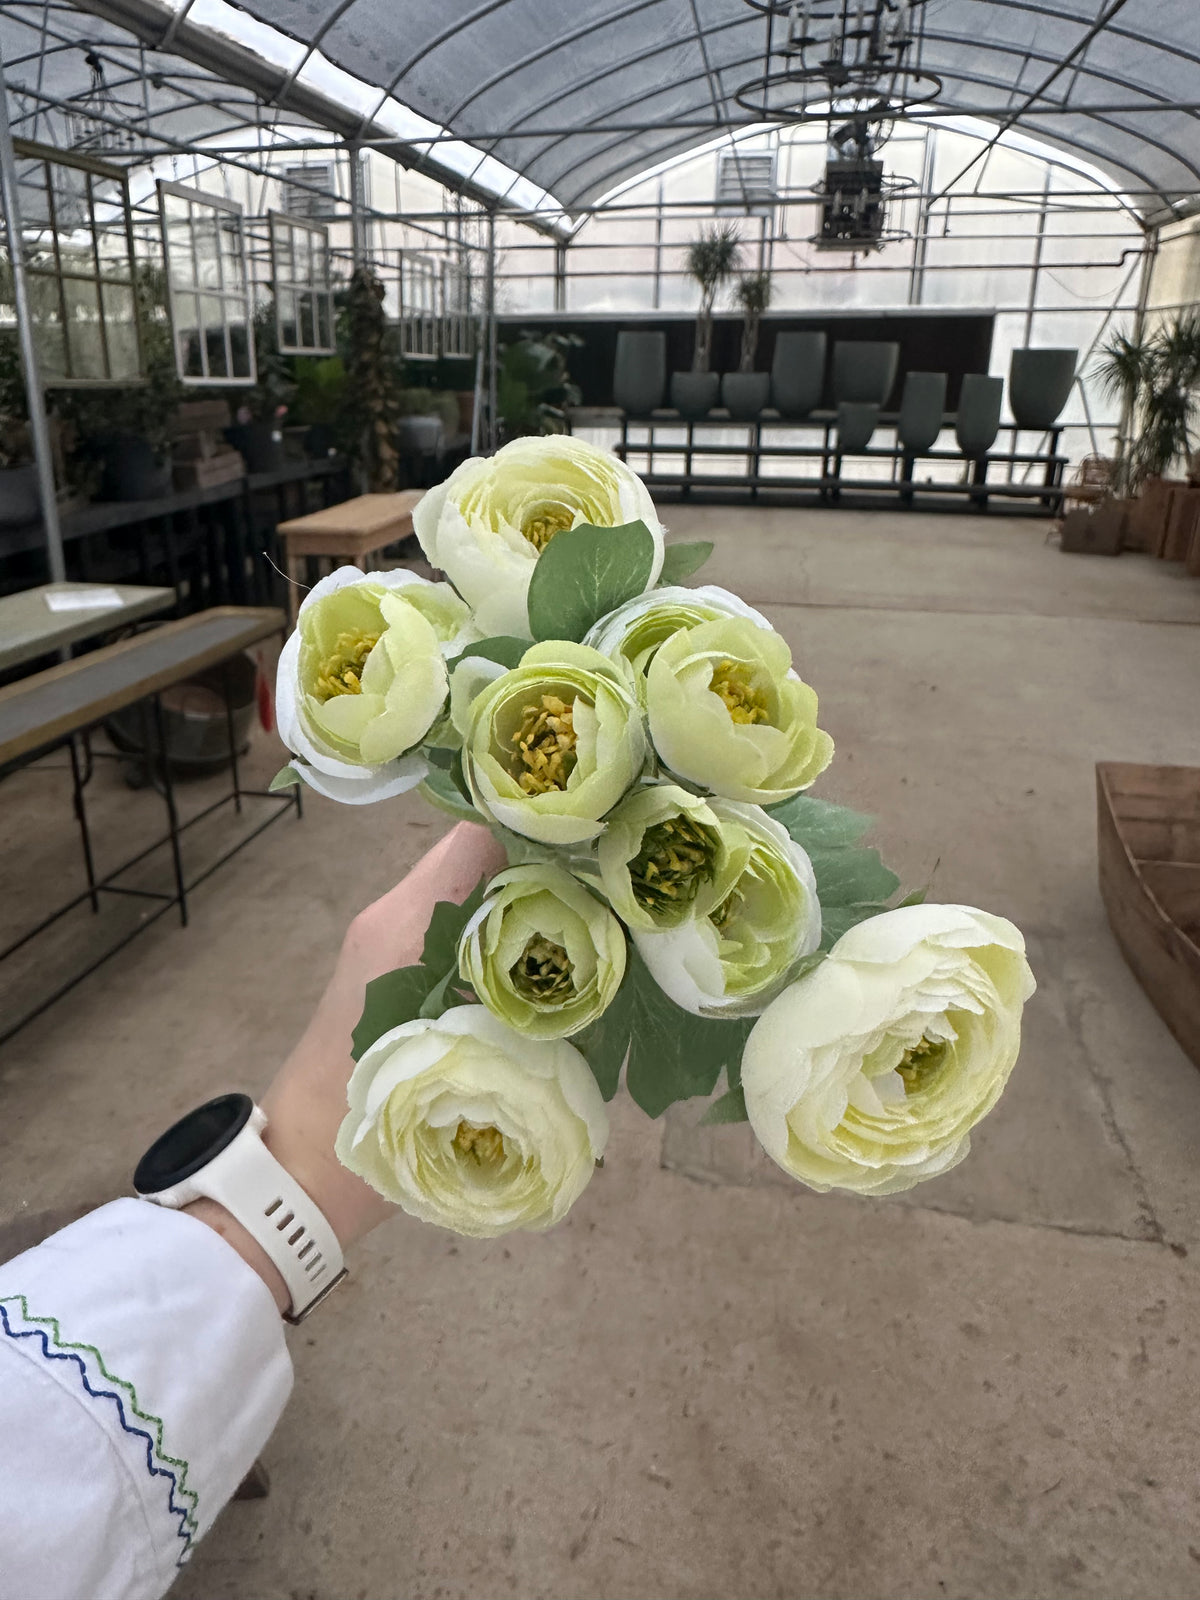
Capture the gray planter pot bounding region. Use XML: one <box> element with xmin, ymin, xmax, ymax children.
<box><xmin>614</xmin><ymin>330</ymin><xmax>667</xmax><ymax>415</ymax></box>
<box><xmin>897</xmin><ymin>371</ymin><xmax>947</xmax><ymax>453</ymax></box>
<box><xmin>0</xmin><ymin>464</ymin><xmax>41</xmax><ymax>528</ymax></box>
<box><xmin>99</xmin><ymin>435</ymin><xmax>173</xmax><ymax>501</ymax></box>
<box><xmin>721</xmin><ymin>371</ymin><xmax>770</xmax><ymax>420</ymax></box>
<box><xmin>955</xmin><ymin>375</ymin><xmax>1004</xmax><ymax>456</ymax></box>
<box><xmin>832</xmin><ymin>340</ymin><xmax>900</xmax><ymax>406</ymax></box>
<box><xmin>670</xmin><ymin>370</ymin><xmax>720</xmax><ymax>420</ymax></box>
<box><xmin>1009</xmin><ymin>347</ymin><xmax>1078</xmax><ymax>430</ymax></box>
<box><xmin>770</xmin><ymin>332</ymin><xmax>826</xmax><ymax>418</ymax></box>
<box><xmin>836</xmin><ymin>401</ymin><xmax>879</xmax><ymax>453</ymax></box>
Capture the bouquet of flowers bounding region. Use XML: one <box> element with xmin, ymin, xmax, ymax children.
<box><xmin>274</xmin><ymin>436</ymin><xmax>1035</xmax><ymax>1237</ymax></box>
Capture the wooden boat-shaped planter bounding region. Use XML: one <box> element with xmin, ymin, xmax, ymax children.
<box><xmin>1096</xmin><ymin>763</ymin><xmax>1200</xmax><ymax>1070</ymax></box>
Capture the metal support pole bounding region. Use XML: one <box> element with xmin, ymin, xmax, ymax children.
<box><xmin>347</xmin><ymin>143</ymin><xmax>367</xmax><ymax>266</ymax></box>
<box><xmin>0</xmin><ymin>45</ymin><xmax>65</xmax><ymax>585</ymax></box>
<box><xmin>1022</xmin><ymin>167</ymin><xmax>1053</xmax><ymax>348</ymax></box>
<box><xmin>553</xmin><ymin>240</ymin><xmax>568</xmax><ymax>312</ymax></box>
<box><xmin>485</xmin><ymin>209</ymin><xmax>498</xmax><ymax>452</ymax></box>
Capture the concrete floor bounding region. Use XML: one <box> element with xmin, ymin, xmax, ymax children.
<box><xmin>2</xmin><ymin>508</ymin><xmax>1200</xmax><ymax>1599</ymax></box>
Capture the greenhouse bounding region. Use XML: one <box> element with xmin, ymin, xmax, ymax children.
<box><xmin>0</xmin><ymin>4</ymin><xmax>1199</xmax><ymax>1599</ymax></box>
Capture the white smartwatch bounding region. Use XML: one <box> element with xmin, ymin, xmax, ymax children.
<box><xmin>133</xmin><ymin>1093</ymin><xmax>346</xmax><ymax>1323</ymax></box>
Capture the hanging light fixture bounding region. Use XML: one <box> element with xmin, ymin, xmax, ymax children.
<box><xmin>65</xmin><ymin>51</ymin><xmax>148</xmax><ymax>157</ymax></box>
<box><xmin>736</xmin><ymin>0</ymin><xmax>940</xmax><ymax>249</ymax></box>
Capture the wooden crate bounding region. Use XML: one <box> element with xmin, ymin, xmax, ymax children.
<box><xmin>1161</xmin><ymin>485</ymin><xmax>1200</xmax><ymax>562</ymax></box>
<box><xmin>1097</xmin><ymin>762</ymin><xmax>1200</xmax><ymax>1072</ymax></box>
<box><xmin>172</xmin><ymin>451</ymin><xmax>245</xmax><ymax>489</ymax></box>
<box><xmin>1124</xmin><ymin>475</ymin><xmax>1184</xmax><ymax>554</ymax></box>
<box><xmin>1059</xmin><ymin>502</ymin><xmax>1125</xmax><ymax>556</ymax></box>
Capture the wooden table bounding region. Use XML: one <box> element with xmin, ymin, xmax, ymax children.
<box><xmin>277</xmin><ymin>490</ymin><xmax>424</xmax><ymax>622</ymax></box>
<box><xmin>0</xmin><ymin>606</ymin><xmax>299</xmax><ymax>1045</ymax></box>
<box><xmin>0</xmin><ymin>582</ymin><xmax>175</xmax><ymax>673</ymax></box>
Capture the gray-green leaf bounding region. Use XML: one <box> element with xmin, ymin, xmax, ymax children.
<box><xmin>700</xmin><ymin>1085</ymin><xmax>749</xmax><ymax>1125</ymax></box>
<box><xmin>526</xmin><ymin>520</ymin><xmax>656</xmax><ymax>642</ymax></box>
<box><xmin>269</xmin><ymin>764</ymin><xmax>301</xmax><ymax>792</ymax></box>
<box><xmin>658</xmin><ymin>540</ymin><xmax>714</xmax><ymax>586</ymax></box>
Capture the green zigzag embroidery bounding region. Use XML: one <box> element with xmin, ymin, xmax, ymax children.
<box><xmin>0</xmin><ymin>1293</ymin><xmax>200</xmax><ymax>1536</ymax></box>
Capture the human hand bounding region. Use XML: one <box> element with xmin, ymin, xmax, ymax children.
<box><xmin>189</xmin><ymin>820</ymin><xmax>507</xmax><ymax>1313</ymax></box>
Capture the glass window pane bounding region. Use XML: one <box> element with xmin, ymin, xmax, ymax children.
<box><xmin>33</xmin><ymin>304</ymin><xmax>66</xmax><ymax>380</ymax></box>
<box><xmin>277</xmin><ymin>288</ymin><xmax>298</xmax><ymax>347</ymax></box>
<box><xmin>193</xmin><ymin>210</ymin><xmax>221</xmax><ymax>290</ymax></box>
<box><xmin>219</xmin><ymin>216</ymin><xmax>244</xmax><ymax>292</ymax></box>
<box><xmin>273</xmin><ymin>221</ymin><xmax>293</xmax><ymax>279</ymax></box>
<box><xmin>63</xmin><ymin>277</ymin><xmax>104</xmax><ymax>380</ymax></box>
<box><xmin>199</xmin><ymin>295</ymin><xmax>227</xmax><ymax>376</ymax></box>
<box><xmin>174</xmin><ymin>294</ymin><xmax>202</xmax><ymax>377</ymax></box>
<box><xmin>102</xmin><ymin>281</ymin><xmax>139</xmax><ymax>380</ymax></box>
<box><xmin>229</xmin><ymin>315</ymin><xmax>252</xmax><ymax>378</ymax></box>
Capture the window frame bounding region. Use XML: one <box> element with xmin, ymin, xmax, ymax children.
<box><xmin>8</xmin><ymin>137</ymin><xmax>144</xmax><ymax>388</ymax></box>
<box><xmin>268</xmin><ymin>211</ymin><xmax>337</xmax><ymax>356</ymax></box>
<box><xmin>156</xmin><ymin>178</ymin><xmax>256</xmax><ymax>388</ymax></box>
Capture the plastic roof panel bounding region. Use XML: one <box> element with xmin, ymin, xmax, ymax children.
<box><xmin>222</xmin><ymin>0</ymin><xmax>1200</xmax><ymax>217</ymax></box>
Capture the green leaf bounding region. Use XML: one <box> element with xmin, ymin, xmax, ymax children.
<box><xmin>446</xmin><ymin>635</ymin><xmax>528</xmax><ymax>674</ymax></box>
<box><xmin>623</xmin><ymin>952</ymin><xmax>754</xmax><ymax>1119</ymax></box>
<box><xmin>766</xmin><ymin>793</ymin><xmax>873</xmax><ymax>850</ymax></box>
<box><xmin>700</xmin><ymin>1085</ymin><xmax>749</xmax><ymax>1125</ymax></box>
<box><xmin>526</xmin><ymin>520</ymin><xmax>656</xmax><ymax>642</ymax></box>
<box><xmin>351</xmin><ymin>966</ymin><xmax>431</xmax><ymax>1060</ymax></box>
<box><xmin>898</xmin><ymin>887</ymin><xmax>928</xmax><ymax>907</ymax></box>
<box><xmin>658</xmin><ymin>540</ymin><xmax>714</xmax><ymax>586</ymax></box>
<box><xmin>420</xmin><ymin>879</ymin><xmax>487</xmax><ymax>976</ymax></box>
<box><xmin>269</xmin><ymin>764</ymin><xmax>301</xmax><ymax>792</ymax></box>
<box><xmin>418</xmin><ymin>770</ymin><xmax>479</xmax><ymax>822</ymax></box>
<box><xmin>809</xmin><ymin>847</ymin><xmax>900</xmax><ymax>910</ymax></box>
<box><xmin>418</xmin><ymin>966</ymin><xmax>462</xmax><ymax>1020</ymax></box>
<box><xmin>573</xmin><ymin>972</ymin><xmax>634</xmax><ymax>1101</ymax></box>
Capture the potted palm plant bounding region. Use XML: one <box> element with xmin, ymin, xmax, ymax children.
<box><xmin>722</xmin><ymin>270</ymin><xmax>773</xmax><ymax>420</ymax></box>
<box><xmin>1088</xmin><ymin>314</ymin><xmax>1200</xmax><ymax>552</ymax></box>
<box><xmin>671</xmin><ymin>224</ymin><xmax>741</xmax><ymax>419</ymax></box>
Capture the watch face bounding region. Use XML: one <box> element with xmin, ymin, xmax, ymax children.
<box><xmin>134</xmin><ymin>1093</ymin><xmax>254</xmax><ymax>1194</ymax></box>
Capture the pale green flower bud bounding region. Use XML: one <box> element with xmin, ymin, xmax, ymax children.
<box><xmin>645</xmin><ymin>614</ymin><xmax>833</xmax><ymax>805</ymax></box>
<box><xmin>453</xmin><ymin>640</ymin><xmax>646</xmax><ymax>846</ymax></box>
<box><xmin>596</xmin><ymin>782</ymin><xmax>730</xmax><ymax>933</ymax></box>
<box><xmin>740</xmin><ymin>904</ymin><xmax>1036</xmax><ymax>1195</ymax></box>
<box><xmin>458</xmin><ymin>863</ymin><xmax>626</xmax><ymax>1039</ymax></box>
<box><xmin>413</xmin><ymin>435</ymin><xmax>666</xmax><ymax>637</ymax></box>
<box><xmin>277</xmin><ymin>568</ymin><xmax>469</xmax><ymax>804</ymax></box>
<box><xmin>336</xmin><ymin>1005</ymin><xmax>608</xmax><ymax>1237</ymax></box>
<box><xmin>584</xmin><ymin>584</ymin><xmax>773</xmax><ymax>690</ymax></box>
<box><xmin>633</xmin><ymin>800</ymin><xmax>821</xmax><ymax>1017</ymax></box>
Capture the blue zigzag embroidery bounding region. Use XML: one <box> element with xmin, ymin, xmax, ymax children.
<box><xmin>0</xmin><ymin>1301</ymin><xmax>195</xmax><ymax>1565</ymax></box>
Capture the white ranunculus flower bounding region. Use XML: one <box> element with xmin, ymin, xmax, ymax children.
<box><xmin>277</xmin><ymin>567</ymin><xmax>472</xmax><ymax>804</ymax></box>
<box><xmin>413</xmin><ymin>435</ymin><xmax>665</xmax><ymax>637</ymax></box>
<box><xmin>458</xmin><ymin>863</ymin><xmax>627</xmax><ymax>1039</ymax></box>
<box><xmin>634</xmin><ymin>800</ymin><xmax>821</xmax><ymax>1017</ymax></box>
<box><xmin>740</xmin><ymin>903</ymin><xmax>1036</xmax><ymax>1196</ymax></box>
<box><xmin>583</xmin><ymin>584</ymin><xmax>774</xmax><ymax>687</ymax></box>
<box><xmin>336</xmin><ymin>1005</ymin><xmax>608</xmax><ymax>1237</ymax></box>
<box><xmin>452</xmin><ymin>640</ymin><xmax>646</xmax><ymax>846</ymax></box>
<box><xmin>596</xmin><ymin>781</ymin><xmax>731</xmax><ymax>933</ymax></box>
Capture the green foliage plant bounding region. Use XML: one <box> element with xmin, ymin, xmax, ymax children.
<box><xmin>685</xmin><ymin>223</ymin><xmax>743</xmax><ymax>373</ymax></box>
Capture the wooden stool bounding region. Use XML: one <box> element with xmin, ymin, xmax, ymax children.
<box><xmin>278</xmin><ymin>491</ymin><xmax>425</xmax><ymax>623</ymax></box>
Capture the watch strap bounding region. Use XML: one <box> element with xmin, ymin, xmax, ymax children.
<box><xmin>152</xmin><ymin>1114</ymin><xmax>345</xmax><ymax>1322</ymax></box>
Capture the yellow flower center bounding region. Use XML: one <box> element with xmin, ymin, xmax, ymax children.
<box><xmin>631</xmin><ymin>814</ymin><xmax>717</xmax><ymax>918</ymax></box>
<box><xmin>896</xmin><ymin>1036</ymin><xmax>946</xmax><ymax>1094</ymax></box>
<box><xmin>521</xmin><ymin>506</ymin><xmax>575</xmax><ymax>551</ymax></box>
<box><xmin>709</xmin><ymin>659</ymin><xmax>770</xmax><ymax>725</ymax></box>
<box><xmin>511</xmin><ymin>934</ymin><xmax>575</xmax><ymax>1002</ymax></box>
<box><xmin>710</xmin><ymin>886</ymin><xmax>744</xmax><ymax>934</ymax></box>
<box><xmin>314</xmin><ymin>630</ymin><xmax>380</xmax><ymax>701</ymax></box>
<box><xmin>512</xmin><ymin>694</ymin><xmax>578</xmax><ymax>794</ymax></box>
<box><xmin>452</xmin><ymin>1121</ymin><xmax>506</xmax><ymax>1167</ymax></box>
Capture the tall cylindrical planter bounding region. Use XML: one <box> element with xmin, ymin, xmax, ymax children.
<box><xmin>98</xmin><ymin>435</ymin><xmax>173</xmax><ymax>501</ymax></box>
<box><xmin>836</xmin><ymin>401</ymin><xmax>879</xmax><ymax>453</ymax></box>
<box><xmin>613</xmin><ymin>330</ymin><xmax>667</xmax><ymax>415</ymax></box>
<box><xmin>721</xmin><ymin>371</ymin><xmax>770</xmax><ymax>420</ymax></box>
<box><xmin>0</xmin><ymin>464</ymin><xmax>41</xmax><ymax>528</ymax></box>
<box><xmin>832</xmin><ymin>341</ymin><xmax>900</xmax><ymax>406</ymax></box>
<box><xmin>670</xmin><ymin>370</ymin><xmax>720</xmax><ymax>420</ymax></box>
<box><xmin>955</xmin><ymin>375</ymin><xmax>1004</xmax><ymax>456</ymax></box>
<box><xmin>897</xmin><ymin>371</ymin><xmax>947</xmax><ymax>453</ymax></box>
<box><xmin>1009</xmin><ymin>347</ymin><xmax>1078</xmax><ymax>429</ymax></box>
<box><xmin>771</xmin><ymin>331</ymin><xmax>826</xmax><ymax>418</ymax></box>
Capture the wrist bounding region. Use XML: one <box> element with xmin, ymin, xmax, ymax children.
<box><xmin>184</xmin><ymin>1196</ymin><xmax>291</xmax><ymax>1315</ymax></box>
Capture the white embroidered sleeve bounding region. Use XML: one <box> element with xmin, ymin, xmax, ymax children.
<box><xmin>0</xmin><ymin>1198</ymin><xmax>294</xmax><ymax>1600</ymax></box>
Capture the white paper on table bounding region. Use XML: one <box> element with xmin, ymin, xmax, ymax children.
<box><xmin>44</xmin><ymin>587</ymin><xmax>125</xmax><ymax>612</ymax></box>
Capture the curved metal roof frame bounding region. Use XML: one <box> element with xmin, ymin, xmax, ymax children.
<box><xmin>151</xmin><ymin>0</ymin><xmax>1198</xmax><ymax>225</ymax></box>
